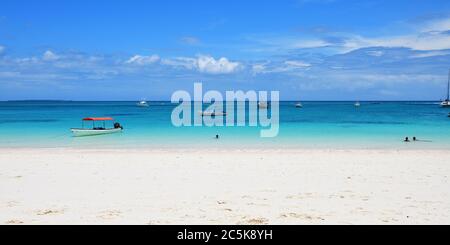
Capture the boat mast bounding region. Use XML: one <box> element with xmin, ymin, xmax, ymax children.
<box><xmin>447</xmin><ymin>68</ymin><xmax>450</xmax><ymax>101</ymax></box>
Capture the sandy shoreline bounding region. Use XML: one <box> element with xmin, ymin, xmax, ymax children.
<box><xmin>1</xmin><ymin>148</ymin><xmax>449</xmax><ymax>225</ymax></box>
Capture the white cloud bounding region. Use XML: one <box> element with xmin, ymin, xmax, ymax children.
<box><xmin>410</xmin><ymin>50</ymin><xmax>450</xmax><ymax>58</ymax></box>
<box><xmin>15</xmin><ymin>57</ymin><xmax>40</xmax><ymax>64</ymax></box>
<box><xmin>252</xmin><ymin>64</ymin><xmax>267</xmax><ymax>75</ymax></box>
<box><xmin>285</xmin><ymin>60</ymin><xmax>311</xmax><ymax>68</ymax></box>
<box><xmin>420</xmin><ymin>17</ymin><xmax>450</xmax><ymax>33</ymax></box>
<box><xmin>338</xmin><ymin>17</ymin><xmax>450</xmax><ymax>52</ymax></box>
<box><xmin>248</xmin><ymin>17</ymin><xmax>450</xmax><ymax>54</ymax></box>
<box><xmin>345</xmin><ymin>34</ymin><xmax>450</xmax><ymax>51</ymax></box>
<box><xmin>43</xmin><ymin>50</ymin><xmax>59</xmax><ymax>61</ymax></box>
<box><xmin>125</xmin><ymin>55</ymin><xmax>160</xmax><ymax>65</ymax></box>
<box><xmin>251</xmin><ymin>60</ymin><xmax>311</xmax><ymax>74</ymax></box>
<box><xmin>196</xmin><ymin>55</ymin><xmax>241</xmax><ymax>74</ymax></box>
<box><xmin>0</xmin><ymin>45</ymin><xmax>5</xmax><ymax>54</ymax></box>
<box><xmin>250</xmin><ymin>37</ymin><xmax>331</xmax><ymax>53</ymax></box>
<box><xmin>161</xmin><ymin>57</ymin><xmax>197</xmax><ymax>70</ymax></box>
<box><xmin>163</xmin><ymin>55</ymin><xmax>241</xmax><ymax>74</ymax></box>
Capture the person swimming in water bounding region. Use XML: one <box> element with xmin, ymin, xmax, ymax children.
<box><xmin>216</xmin><ymin>134</ymin><xmax>219</xmax><ymax>139</ymax></box>
<box><xmin>404</xmin><ymin>137</ymin><xmax>410</xmax><ymax>142</ymax></box>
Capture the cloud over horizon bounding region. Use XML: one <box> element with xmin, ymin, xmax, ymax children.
<box><xmin>42</xmin><ymin>50</ymin><xmax>59</xmax><ymax>61</ymax></box>
<box><xmin>1</xmin><ymin>44</ymin><xmax>448</xmax><ymax>101</ymax></box>
<box><xmin>160</xmin><ymin>55</ymin><xmax>242</xmax><ymax>74</ymax></box>
<box><xmin>126</xmin><ymin>55</ymin><xmax>161</xmax><ymax>65</ymax></box>
<box><xmin>244</xmin><ymin>16</ymin><xmax>450</xmax><ymax>56</ymax></box>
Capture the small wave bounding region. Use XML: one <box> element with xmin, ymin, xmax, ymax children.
<box><xmin>107</xmin><ymin>113</ymin><xmax>141</xmax><ymax>116</ymax></box>
<box><xmin>406</xmin><ymin>102</ymin><xmax>441</xmax><ymax>105</ymax></box>
<box><xmin>0</xmin><ymin>119</ymin><xmax>60</xmax><ymax>124</ymax></box>
<box><xmin>283</xmin><ymin>119</ymin><xmax>408</xmax><ymax>125</ymax></box>
<box><xmin>340</xmin><ymin>121</ymin><xmax>408</xmax><ymax>125</ymax></box>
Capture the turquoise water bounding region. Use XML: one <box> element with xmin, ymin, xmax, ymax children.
<box><xmin>1</xmin><ymin>101</ymin><xmax>450</xmax><ymax>149</ymax></box>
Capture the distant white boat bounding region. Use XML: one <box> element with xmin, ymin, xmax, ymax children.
<box><xmin>258</xmin><ymin>102</ymin><xmax>268</xmax><ymax>109</ymax></box>
<box><xmin>354</xmin><ymin>101</ymin><xmax>361</xmax><ymax>107</ymax></box>
<box><xmin>295</xmin><ymin>102</ymin><xmax>303</xmax><ymax>108</ymax></box>
<box><xmin>71</xmin><ymin>117</ymin><xmax>123</xmax><ymax>137</ymax></box>
<box><xmin>136</xmin><ymin>100</ymin><xmax>149</xmax><ymax>107</ymax></box>
<box><xmin>441</xmin><ymin>69</ymin><xmax>450</xmax><ymax>107</ymax></box>
<box><xmin>199</xmin><ymin>110</ymin><xmax>227</xmax><ymax>117</ymax></box>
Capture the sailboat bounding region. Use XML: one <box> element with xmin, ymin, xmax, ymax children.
<box><xmin>440</xmin><ymin>69</ymin><xmax>450</xmax><ymax>107</ymax></box>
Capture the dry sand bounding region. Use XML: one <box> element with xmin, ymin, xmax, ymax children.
<box><xmin>1</xmin><ymin>148</ymin><xmax>449</xmax><ymax>225</ymax></box>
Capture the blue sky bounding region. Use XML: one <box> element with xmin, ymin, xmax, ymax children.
<box><xmin>1</xmin><ymin>0</ymin><xmax>450</xmax><ymax>100</ymax></box>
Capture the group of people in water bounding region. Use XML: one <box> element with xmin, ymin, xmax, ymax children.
<box><xmin>404</xmin><ymin>137</ymin><xmax>417</xmax><ymax>142</ymax></box>
<box><xmin>216</xmin><ymin>134</ymin><xmax>428</xmax><ymax>143</ymax></box>
<box><xmin>216</xmin><ymin>134</ymin><xmax>427</xmax><ymax>143</ymax></box>
<box><xmin>404</xmin><ymin>136</ymin><xmax>431</xmax><ymax>142</ymax></box>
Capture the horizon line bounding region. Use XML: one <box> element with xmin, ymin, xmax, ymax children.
<box><xmin>1</xmin><ymin>100</ymin><xmax>446</xmax><ymax>102</ymax></box>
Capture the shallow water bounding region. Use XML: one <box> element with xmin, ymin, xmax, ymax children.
<box><xmin>1</xmin><ymin>101</ymin><xmax>449</xmax><ymax>149</ymax></box>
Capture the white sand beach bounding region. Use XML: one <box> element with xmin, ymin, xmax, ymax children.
<box><xmin>1</xmin><ymin>148</ymin><xmax>449</xmax><ymax>225</ymax></box>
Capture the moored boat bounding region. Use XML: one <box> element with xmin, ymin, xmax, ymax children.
<box><xmin>199</xmin><ymin>111</ymin><xmax>227</xmax><ymax>117</ymax></box>
<box><xmin>258</xmin><ymin>102</ymin><xmax>268</xmax><ymax>109</ymax></box>
<box><xmin>136</xmin><ymin>100</ymin><xmax>149</xmax><ymax>107</ymax></box>
<box><xmin>71</xmin><ymin>117</ymin><xmax>123</xmax><ymax>137</ymax></box>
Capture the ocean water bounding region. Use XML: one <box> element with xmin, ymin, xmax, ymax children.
<box><xmin>1</xmin><ymin>101</ymin><xmax>450</xmax><ymax>149</ymax></box>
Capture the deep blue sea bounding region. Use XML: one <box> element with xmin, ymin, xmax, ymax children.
<box><xmin>1</xmin><ymin>101</ymin><xmax>450</xmax><ymax>149</ymax></box>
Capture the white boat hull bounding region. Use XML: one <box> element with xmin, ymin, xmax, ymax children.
<box><xmin>71</xmin><ymin>128</ymin><xmax>122</xmax><ymax>137</ymax></box>
<box><xmin>199</xmin><ymin>111</ymin><xmax>227</xmax><ymax>117</ymax></box>
<box><xmin>258</xmin><ymin>102</ymin><xmax>268</xmax><ymax>109</ymax></box>
<box><xmin>441</xmin><ymin>101</ymin><xmax>450</xmax><ymax>107</ymax></box>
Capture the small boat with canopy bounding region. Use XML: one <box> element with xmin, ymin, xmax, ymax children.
<box><xmin>71</xmin><ymin>117</ymin><xmax>123</xmax><ymax>137</ymax></box>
